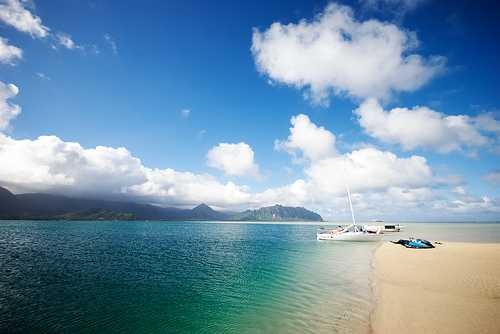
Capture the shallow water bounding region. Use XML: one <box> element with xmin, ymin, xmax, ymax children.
<box><xmin>387</xmin><ymin>222</ymin><xmax>500</xmax><ymax>243</ymax></box>
<box><xmin>0</xmin><ymin>221</ymin><xmax>498</xmax><ymax>333</ymax></box>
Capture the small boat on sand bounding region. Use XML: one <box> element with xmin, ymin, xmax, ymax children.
<box><xmin>383</xmin><ymin>223</ymin><xmax>403</xmax><ymax>232</ymax></box>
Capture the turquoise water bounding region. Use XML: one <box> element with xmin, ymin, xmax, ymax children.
<box><xmin>0</xmin><ymin>221</ymin><xmax>499</xmax><ymax>333</ymax></box>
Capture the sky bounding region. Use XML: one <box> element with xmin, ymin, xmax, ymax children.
<box><xmin>0</xmin><ymin>0</ymin><xmax>499</xmax><ymax>221</ymax></box>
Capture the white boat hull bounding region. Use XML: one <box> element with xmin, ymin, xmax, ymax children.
<box><xmin>383</xmin><ymin>224</ymin><xmax>403</xmax><ymax>232</ymax></box>
<box><xmin>317</xmin><ymin>231</ymin><xmax>383</xmax><ymax>242</ymax></box>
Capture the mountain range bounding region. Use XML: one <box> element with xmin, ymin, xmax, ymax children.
<box><xmin>0</xmin><ymin>186</ymin><xmax>323</xmax><ymax>222</ymax></box>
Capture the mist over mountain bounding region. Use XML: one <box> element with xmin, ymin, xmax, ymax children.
<box><xmin>0</xmin><ymin>187</ymin><xmax>322</xmax><ymax>222</ymax></box>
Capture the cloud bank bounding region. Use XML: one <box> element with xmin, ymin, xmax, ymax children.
<box><xmin>355</xmin><ymin>99</ymin><xmax>498</xmax><ymax>153</ymax></box>
<box><xmin>0</xmin><ymin>111</ymin><xmax>497</xmax><ymax>218</ymax></box>
<box><xmin>0</xmin><ymin>134</ymin><xmax>252</xmax><ymax>207</ymax></box>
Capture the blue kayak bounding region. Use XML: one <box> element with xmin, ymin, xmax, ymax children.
<box><xmin>392</xmin><ymin>238</ymin><xmax>435</xmax><ymax>249</ymax></box>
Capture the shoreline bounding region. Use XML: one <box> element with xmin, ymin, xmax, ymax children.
<box><xmin>370</xmin><ymin>241</ymin><xmax>500</xmax><ymax>334</ymax></box>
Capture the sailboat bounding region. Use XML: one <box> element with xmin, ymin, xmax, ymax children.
<box><xmin>316</xmin><ymin>181</ymin><xmax>383</xmax><ymax>242</ymax></box>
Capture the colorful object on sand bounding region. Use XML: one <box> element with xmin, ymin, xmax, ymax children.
<box><xmin>391</xmin><ymin>238</ymin><xmax>435</xmax><ymax>249</ymax></box>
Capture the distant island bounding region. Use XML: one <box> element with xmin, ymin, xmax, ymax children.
<box><xmin>0</xmin><ymin>186</ymin><xmax>322</xmax><ymax>222</ymax></box>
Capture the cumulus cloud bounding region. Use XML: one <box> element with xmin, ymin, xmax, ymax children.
<box><xmin>266</xmin><ymin>113</ymin><xmax>500</xmax><ymax>219</ymax></box>
<box><xmin>127</xmin><ymin>168</ymin><xmax>251</xmax><ymax>207</ymax></box>
<box><xmin>207</xmin><ymin>142</ymin><xmax>259</xmax><ymax>177</ymax></box>
<box><xmin>0</xmin><ymin>81</ymin><xmax>21</xmax><ymax>130</ymax></box>
<box><xmin>355</xmin><ymin>99</ymin><xmax>491</xmax><ymax>153</ymax></box>
<box><xmin>306</xmin><ymin>147</ymin><xmax>432</xmax><ymax>195</ymax></box>
<box><xmin>0</xmin><ymin>134</ymin><xmax>146</xmax><ymax>195</ymax></box>
<box><xmin>274</xmin><ymin>113</ymin><xmax>434</xmax><ymax>195</ymax></box>
<box><xmin>0</xmin><ymin>0</ymin><xmax>49</xmax><ymax>38</ymax></box>
<box><xmin>269</xmin><ymin>113</ymin><xmax>446</xmax><ymax>216</ymax></box>
<box><xmin>251</xmin><ymin>3</ymin><xmax>445</xmax><ymax>104</ymax></box>
<box><xmin>275</xmin><ymin>114</ymin><xmax>336</xmax><ymax>162</ymax></box>
<box><xmin>0</xmin><ymin>36</ymin><xmax>22</xmax><ymax>64</ymax></box>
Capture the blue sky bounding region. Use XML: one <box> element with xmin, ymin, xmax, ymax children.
<box><xmin>0</xmin><ymin>0</ymin><xmax>499</xmax><ymax>220</ymax></box>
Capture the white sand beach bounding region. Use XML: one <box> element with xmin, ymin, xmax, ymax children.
<box><xmin>371</xmin><ymin>242</ymin><xmax>500</xmax><ymax>334</ymax></box>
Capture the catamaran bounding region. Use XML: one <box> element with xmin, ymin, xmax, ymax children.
<box><xmin>317</xmin><ymin>182</ymin><xmax>383</xmax><ymax>242</ymax></box>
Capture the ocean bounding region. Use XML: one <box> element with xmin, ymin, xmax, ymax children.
<box><xmin>1</xmin><ymin>221</ymin><xmax>499</xmax><ymax>333</ymax></box>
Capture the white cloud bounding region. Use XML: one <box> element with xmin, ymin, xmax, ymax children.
<box><xmin>306</xmin><ymin>147</ymin><xmax>432</xmax><ymax>195</ymax></box>
<box><xmin>251</xmin><ymin>3</ymin><xmax>445</xmax><ymax>104</ymax></box>
<box><xmin>275</xmin><ymin>114</ymin><xmax>336</xmax><ymax>162</ymax></box>
<box><xmin>484</xmin><ymin>171</ymin><xmax>500</xmax><ymax>185</ymax></box>
<box><xmin>0</xmin><ymin>134</ymin><xmax>146</xmax><ymax>195</ymax></box>
<box><xmin>254</xmin><ymin>179</ymin><xmax>312</xmax><ymax>207</ymax></box>
<box><xmin>55</xmin><ymin>32</ymin><xmax>77</xmax><ymax>49</ymax></box>
<box><xmin>207</xmin><ymin>142</ymin><xmax>259</xmax><ymax>177</ymax></box>
<box><xmin>0</xmin><ymin>133</ymin><xmax>254</xmax><ymax>207</ymax></box>
<box><xmin>0</xmin><ymin>36</ymin><xmax>22</xmax><ymax>64</ymax></box>
<box><xmin>268</xmin><ymin>113</ymin><xmax>448</xmax><ymax>217</ymax></box>
<box><xmin>127</xmin><ymin>168</ymin><xmax>251</xmax><ymax>207</ymax></box>
<box><xmin>0</xmin><ymin>0</ymin><xmax>49</xmax><ymax>38</ymax></box>
<box><xmin>180</xmin><ymin>109</ymin><xmax>191</xmax><ymax>118</ymax></box>
<box><xmin>346</xmin><ymin>186</ymin><xmax>436</xmax><ymax>216</ymax></box>
<box><xmin>274</xmin><ymin>114</ymin><xmax>436</xmax><ymax>202</ymax></box>
<box><xmin>0</xmin><ymin>81</ymin><xmax>21</xmax><ymax>130</ymax></box>
<box><xmin>103</xmin><ymin>33</ymin><xmax>117</xmax><ymax>54</ymax></box>
<box><xmin>355</xmin><ymin>99</ymin><xmax>490</xmax><ymax>153</ymax></box>
<box><xmin>266</xmin><ymin>113</ymin><xmax>499</xmax><ymax>219</ymax></box>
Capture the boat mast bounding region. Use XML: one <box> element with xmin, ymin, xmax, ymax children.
<box><xmin>343</xmin><ymin>158</ymin><xmax>356</xmax><ymax>226</ymax></box>
<box><xmin>345</xmin><ymin>182</ymin><xmax>356</xmax><ymax>226</ymax></box>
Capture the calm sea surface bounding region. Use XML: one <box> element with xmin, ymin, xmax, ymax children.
<box><xmin>0</xmin><ymin>221</ymin><xmax>499</xmax><ymax>333</ymax></box>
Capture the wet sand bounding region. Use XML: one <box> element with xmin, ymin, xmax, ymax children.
<box><xmin>372</xmin><ymin>242</ymin><xmax>500</xmax><ymax>334</ymax></box>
